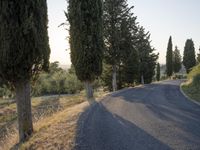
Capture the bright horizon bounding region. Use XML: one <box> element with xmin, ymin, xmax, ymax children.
<box><xmin>48</xmin><ymin>0</ymin><xmax>200</xmax><ymax>66</ymax></box>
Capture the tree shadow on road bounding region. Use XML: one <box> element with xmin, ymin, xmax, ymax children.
<box><xmin>74</xmin><ymin>102</ymin><xmax>172</xmax><ymax>150</ymax></box>
<box><xmin>106</xmin><ymin>81</ymin><xmax>200</xmax><ymax>148</ymax></box>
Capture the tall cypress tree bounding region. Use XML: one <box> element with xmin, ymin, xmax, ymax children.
<box><xmin>67</xmin><ymin>0</ymin><xmax>103</xmax><ymax>102</ymax></box>
<box><xmin>0</xmin><ymin>0</ymin><xmax>50</xmax><ymax>142</ymax></box>
<box><xmin>166</xmin><ymin>36</ymin><xmax>173</xmax><ymax>77</ymax></box>
<box><xmin>183</xmin><ymin>39</ymin><xmax>196</xmax><ymax>73</ymax></box>
<box><xmin>173</xmin><ymin>46</ymin><xmax>182</xmax><ymax>73</ymax></box>
<box><xmin>156</xmin><ymin>63</ymin><xmax>160</xmax><ymax>81</ymax></box>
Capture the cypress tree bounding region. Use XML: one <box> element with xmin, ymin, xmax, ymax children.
<box><xmin>67</xmin><ymin>0</ymin><xmax>103</xmax><ymax>102</ymax></box>
<box><xmin>0</xmin><ymin>0</ymin><xmax>50</xmax><ymax>142</ymax></box>
<box><xmin>156</xmin><ymin>63</ymin><xmax>160</xmax><ymax>81</ymax></box>
<box><xmin>173</xmin><ymin>46</ymin><xmax>182</xmax><ymax>73</ymax></box>
<box><xmin>166</xmin><ymin>36</ymin><xmax>173</xmax><ymax>77</ymax></box>
<box><xmin>183</xmin><ymin>39</ymin><xmax>196</xmax><ymax>73</ymax></box>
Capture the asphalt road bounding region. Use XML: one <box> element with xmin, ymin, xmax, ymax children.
<box><xmin>75</xmin><ymin>80</ymin><xmax>200</xmax><ymax>150</ymax></box>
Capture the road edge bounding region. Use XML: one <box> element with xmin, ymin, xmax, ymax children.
<box><xmin>179</xmin><ymin>82</ymin><xmax>200</xmax><ymax>107</ymax></box>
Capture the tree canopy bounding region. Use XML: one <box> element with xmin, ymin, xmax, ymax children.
<box><xmin>183</xmin><ymin>39</ymin><xmax>196</xmax><ymax>73</ymax></box>
<box><xmin>166</xmin><ymin>36</ymin><xmax>173</xmax><ymax>77</ymax></box>
<box><xmin>0</xmin><ymin>0</ymin><xmax>50</xmax><ymax>85</ymax></box>
<box><xmin>173</xmin><ymin>46</ymin><xmax>182</xmax><ymax>73</ymax></box>
<box><xmin>68</xmin><ymin>0</ymin><xmax>103</xmax><ymax>82</ymax></box>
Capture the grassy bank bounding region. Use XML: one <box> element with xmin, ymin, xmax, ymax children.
<box><xmin>0</xmin><ymin>89</ymin><xmax>108</xmax><ymax>150</ymax></box>
<box><xmin>181</xmin><ymin>64</ymin><xmax>200</xmax><ymax>102</ymax></box>
<box><xmin>182</xmin><ymin>81</ymin><xmax>200</xmax><ymax>102</ymax></box>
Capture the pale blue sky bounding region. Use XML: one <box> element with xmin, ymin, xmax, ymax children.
<box><xmin>48</xmin><ymin>0</ymin><xmax>200</xmax><ymax>65</ymax></box>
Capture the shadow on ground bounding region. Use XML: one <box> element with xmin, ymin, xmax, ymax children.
<box><xmin>74</xmin><ymin>80</ymin><xmax>200</xmax><ymax>150</ymax></box>
<box><xmin>74</xmin><ymin>103</ymin><xmax>172</xmax><ymax>150</ymax></box>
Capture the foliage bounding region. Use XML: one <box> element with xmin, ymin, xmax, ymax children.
<box><xmin>156</xmin><ymin>63</ymin><xmax>160</xmax><ymax>81</ymax></box>
<box><xmin>166</xmin><ymin>36</ymin><xmax>173</xmax><ymax>77</ymax></box>
<box><xmin>0</xmin><ymin>63</ymin><xmax>84</xmax><ymax>98</ymax></box>
<box><xmin>119</xmin><ymin>12</ymin><xmax>139</xmax><ymax>87</ymax></box>
<box><xmin>100</xmin><ymin>63</ymin><xmax>113</xmax><ymax>91</ymax></box>
<box><xmin>101</xmin><ymin>0</ymin><xmax>158</xmax><ymax>89</ymax></box>
<box><xmin>103</xmin><ymin>0</ymin><xmax>126</xmax><ymax>66</ymax></box>
<box><xmin>137</xmin><ymin>27</ymin><xmax>159</xmax><ymax>84</ymax></box>
<box><xmin>183</xmin><ymin>39</ymin><xmax>196</xmax><ymax>73</ymax></box>
<box><xmin>32</xmin><ymin>63</ymin><xmax>84</xmax><ymax>96</ymax></box>
<box><xmin>0</xmin><ymin>0</ymin><xmax>50</xmax><ymax>84</ymax></box>
<box><xmin>67</xmin><ymin>0</ymin><xmax>104</xmax><ymax>82</ymax></box>
<box><xmin>173</xmin><ymin>46</ymin><xmax>182</xmax><ymax>73</ymax></box>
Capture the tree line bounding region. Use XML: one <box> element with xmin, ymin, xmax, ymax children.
<box><xmin>0</xmin><ymin>0</ymin><xmax>158</xmax><ymax>143</ymax></box>
<box><xmin>166</xmin><ymin>36</ymin><xmax>200</xmax><ymax>77</ymax></box>
<box><xmin>67</xmin><ymin>0</ymin><xmax>159</xmax><ymax>100</ymax></box>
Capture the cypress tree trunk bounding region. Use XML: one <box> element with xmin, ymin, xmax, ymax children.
<box><xmin>15</xmin><ymin>80</ymin><xmax>33</xmax><ymax>142</ymax></box>
<box><xmin>84</xmin><ymin>81</ymin><xmax>94</xmax><ymax>104</ymax></box>
<box><xmin>112</xmin><ymin>65</ymin><xmax>117</xmax><ymax>91</ymax></box>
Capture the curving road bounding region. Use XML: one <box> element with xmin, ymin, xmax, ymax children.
<box><xmin>75</xmin><ymin>80</ymin><xmax>200</xmax><ymax>150</ymax></box>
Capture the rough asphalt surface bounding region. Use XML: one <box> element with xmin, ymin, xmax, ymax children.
<box><xmin>74</xmin><ymin>80</ymin><xmax>200</xmax><ymax>150</ymax></box>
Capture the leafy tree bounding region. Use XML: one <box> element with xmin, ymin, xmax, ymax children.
<box><xmin>119</xmin><ymin>11</ymin><xmax>139</xmax><ymax>87</ymax></box>
<box><xmin>173</xmin><ymin>46</ymin><xmax>182</xmax><ymax>73</ymax></box>
<box><xmin>102</xmin><ymin>0</ymin><xmax>158</xmax><ymax>88</ymax></box>
<box><xmin>67</xmin><ymin>0</ymin><xmax>104</xmax><ymax>103</ymax></box>
<box><xmin>104</xmin><ymin>0</ymin><xmax>139</xmax><ymax>90</ymax></box>
<box><xmin>121</xmin><ymin>50</ymin><xmax>139</xmax><ymax>86</ymax></box>
<box><xmin>101</xmin><ymin>63</ymin><xmax>113</xmax><ymax>91</ymax></box>
<box><xmin>32</xmin><ymin>63</ymin><xmax>83</xmax><ymax>96</ymax></box>
<box><xmin>166</xmin><ymin>36</ymin><xmax>173</xmax><ymax>77</ymax></box>
<box><xmin>156</xmin><ymin>63</ymin><xmax>160</xmax><ymax>81</ymax></box>
<box><xmin>0</xmin><ymin>0</ymin><xmax>50</xmax><ymax>142</ymax></box>
<box><xmin>49</xmin><ymin>61</ymin><xmax>63</xmax><ymax>74</ymax></box>
<box><xmin>183</xmin><ymin>39</ymin><xmax>196</xmax><ymax>73</ymax></box>
<box><xmin>103</xmin><ymin>0</ymin><xmax>123</xmax><ymax>91</ymax></box>
<box><xmin>137</xmin><ymin>27</ymin><xmax>158</xmax><ymax>84</ymax></box>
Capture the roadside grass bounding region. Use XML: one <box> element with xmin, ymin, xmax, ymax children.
<box><xmin>181</xmin><ymin>64</ymin><xmax>200</xmax><ymax>103</ymax></box>
<box><xmin>0</xmin><ymin>89</ymin><xmax>108</xmax><ymax>150</ymax></box>
<box><xmin>182</xmin><ymin>80</ymin><xmax>200</xmax><ymax>102</ymax></box>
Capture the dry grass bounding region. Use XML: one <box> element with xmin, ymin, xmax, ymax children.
<box><xmin>182</xmin><ymin>80</ymin><xmax>200</xmax><ymax>102</ymax></box>
<box><xmin>0</xmin><ymin>89</ymin><xmax>108</xmax><ymax>150</ymax></box>
<box><xmin>20</xmin><ymin>102</ymin><xmax>89</xmax><ymax>150</ymax></box>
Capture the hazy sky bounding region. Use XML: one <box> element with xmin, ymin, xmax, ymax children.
<box><xmin>47</xmin><ymin>0</ymin><xmax>200</xmax><ymax>65</ymax></box>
